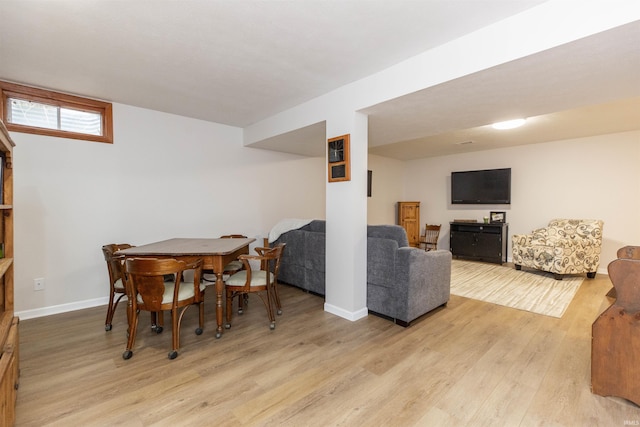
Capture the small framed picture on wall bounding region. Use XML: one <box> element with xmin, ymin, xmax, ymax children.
<box><xmin>490</xmin><ymin>211</ymin><xmax>506</xmax><ymax>223</ymax></box>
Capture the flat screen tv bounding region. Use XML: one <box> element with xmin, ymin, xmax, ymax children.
<box><xmin>451</xmin><ymin>168</ymin><xmax>511</xmax><ymax>204</ymax></box>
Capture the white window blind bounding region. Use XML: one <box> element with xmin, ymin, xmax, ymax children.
<box><xmin>8</xmin><ymin>98</ymin><xmax>102</xmax><ymax>136</ymax></box>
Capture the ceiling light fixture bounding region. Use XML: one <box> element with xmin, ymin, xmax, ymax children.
<box><xmin>492</xmin><ymin>118</ymin><xmax>526</xmax><ymax>130</ymax></box>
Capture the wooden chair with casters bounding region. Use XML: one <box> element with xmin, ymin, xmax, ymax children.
<box><xmin>102</xmin><ymin>243</ymin><xmax>133</xmax><ymax>331</ymax></box>
<box><xmin>103</xmin><ymin>243</ymin><xmax>165</xmax><ymax>333</ymax></box>
<box><xmin>202</xmin><ymin>234</ymin><xmax>247</xmax><ymax>283</ymax></box>
<box><xmin>123</xmin><ymin>258</ymin><xmax>205</xmax><ymax>360</ymax></box>
<box><xmin>202</xmin><ymin>234</ymin><xmax>249</xmax><ymax>312</ymax></box>
<box><xmin>591</xmin><ymin>247</ymin><xmax>640</xmax><ymax>405</ymax></box>
<box><xmin>225</xmin><ymin>243</ymin><xmax>286</xmax><ymax>330</ymax></box>
<box><xmin>420</xmin><ymin>224</ymin><xmax>441</xmax><ymax>251</ymax></box>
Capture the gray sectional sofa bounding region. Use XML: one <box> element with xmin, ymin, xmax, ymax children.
<box><xmin>270</xmin><ymin>220</ymin><xmax>451</xmax><ymax>326</ymax></box>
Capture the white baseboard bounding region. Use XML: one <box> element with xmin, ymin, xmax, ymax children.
<box><xmin>323</xmin><ymin>303</ymin><xmax>368</xmax><ymax>322</ymax></box>
<box><xmin>18</xmin><ymin>298</ymin><xmax>369</xmax><ymax>322</ymax></box>
<box><xmin>16</xmin><ymin>297</ymin><xmax>110</xmax><ymax>320</ymax></box>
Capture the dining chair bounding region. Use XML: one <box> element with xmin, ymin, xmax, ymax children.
<box><xmin>103</xmin><ymin>243</ymin><xmax>165</xmax><ymax>333</ymax></box>
<box><xmin>420</xmin><ymin>224</ymin><xmax>441</xmax><ymax>251</ymax></box>
<box><xmin>102</xmin><ymin>243</ymin><xmax>133</xmax><ymax>331</ymax></box>
<box><xmin>224</xmin><ymin>243</ymin><xmax>286</xmax><ymax>330</ymax></box>
<box><xmin>123</xmin><ymin>257</ymin><xmax>205</xmax><ymax>360</ymax></box>
<box><xmin>202</xmin><ymin>234</ymin><xmax>247</xmax><ymax>284</ymax></box>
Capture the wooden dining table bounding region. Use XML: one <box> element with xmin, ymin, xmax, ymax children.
<box><xmin>116</xmin><ymin>237</ymin><xmax>255</xmax><ymax>338</ymax></box>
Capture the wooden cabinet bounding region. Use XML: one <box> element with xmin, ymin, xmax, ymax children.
<box><xmin>397</xmin><ymin>202</ymin><xmax>420</xmax><ymax>247</ymax></box>
<box><xmin>327</xmin><ymin>134</ymin><xmax>350</xmax><ymax>182</ymax></box>
<box><xmin>0</xmin><ymin>120</ymin><xmax>17</xmax><ymax>426</ymax></box>
<box><xmin>450</xmin><ymin>222</ymin><xmax>508</xmax><ymax>264</ymax></box>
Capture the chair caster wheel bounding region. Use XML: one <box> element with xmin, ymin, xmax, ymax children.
<box><xmin>270</xmin><ymin>322</ymin><xmax>276</xmax><ymax>330</ymax></box>
<box><xmin>168</xmin><ymin>350</ymin><xmax>178</xmax><ymax>360</ymax></box>
<box><xmin>122</xmin><ymin>350</ymin><xmax>133</xmax><ymax>360</ymax></box>
<box><xmin>225</xmin><ymin>323</ymin><xmax>231</xmax><ymax>329</ymax></box>
<box><xmin>277</xmin><ymin>309</ymin><xmax>282</xmax><ymax>315</ymax></box>
<box><xmin>195</xmin><ymin>327</ymin><xmax>203</xmax><ymax>335</ymax></box>
<box><xmin>155</xmin><ymin>326</ymin><xmax>163</xmax><ymax>334</ymax></box>
<box><xmin>238</xmin><ymin>309</ymin><xmax>243</xmax><ymax>315</ymax></box>
<box><xmin>216</xmin><ymin>332</ymin><xmax>222</xmax><ymax>339</ymax></box>
<box><xmin>105</xmin><ymin>324</ymin><xmax>112</xmax><ymax>331</ymax></box>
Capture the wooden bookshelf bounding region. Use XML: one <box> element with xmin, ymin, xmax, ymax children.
<box><xmin>0</xmin><ymin>119</ymin><xmax>17</xmax><ymax>425</ymax></box>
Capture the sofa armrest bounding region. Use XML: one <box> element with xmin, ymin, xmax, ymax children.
<box><xmin>512</xmin><ymin>233</ymin><xmax>534</xmax><ymax>246</ymax></box>
<box><xmin>394</xmin><ymin>248</ymin><xmax>451</xmax><ymax>321</ymax></box>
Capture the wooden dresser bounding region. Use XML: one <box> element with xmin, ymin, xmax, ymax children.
<box><xmin>0</xmin><ymin>119</ymin><xmax>17</xmax><ymax>425</ymax></box>
<box><xmin>397</xmin><ymin>201</ymin><xmax>420</xmax><ymax>247</ymax></box>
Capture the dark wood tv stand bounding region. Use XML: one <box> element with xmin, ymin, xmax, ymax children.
<box><xmin>449</xmin><ymin>221</ymin><xmax>508</xmax><ymax>264</ymax></box>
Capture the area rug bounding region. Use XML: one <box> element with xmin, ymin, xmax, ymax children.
<box><xmin>450</xmin><ymin>259</ymin><xmax>584</xmax><ymax>318</ymax></box>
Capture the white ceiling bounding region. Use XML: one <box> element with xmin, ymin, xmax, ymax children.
<box><xmin>366</xmin><ymin>20</ymin><xmax>640</xmax><ymax>159</ymax></box>
<box><xmin>1</xmin><ymin>1</ymin><xmax>638</xmax><ymax>160</ymax></box>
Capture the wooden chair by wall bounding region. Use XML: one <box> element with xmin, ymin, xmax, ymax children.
<box><xmin>102</xmin><ymin>243</ymin><xmax>133</xmax><ymax>331</ymax></box>
<box><xmin>420</xmin><ymin>224</ymin><xmax>441</xmax><ymax>251</ymax></box>
<box><xmin>123</xmin><ymin>258</ymin><xmax>205</xmax><ymax>360</ymax></box>
<box><xmin>591</xmin><ymin>246</ymin><xmax>640</xmax><ymax>405</ymax></box>
<box><xmin>103</xmin><ymin>243</ymin><xmax>165</xmax><ymax>333</ymax></box>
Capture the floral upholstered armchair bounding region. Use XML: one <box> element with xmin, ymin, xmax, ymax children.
<box><xmin>512</xmin><ymin>219</ymin><xmax>604</xmax><ymax>280</ymax></box>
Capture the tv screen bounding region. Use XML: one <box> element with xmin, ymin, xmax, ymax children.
<box><xmin>451</xmin><ymin>168</ymin><xmax>511</xmax><ymax>204</ymax></box>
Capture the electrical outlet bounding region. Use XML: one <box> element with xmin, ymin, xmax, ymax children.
<box><xmin>34</xmin><ymin>278</ymin><xmax>45</xmax><ymax>291</ymax></box>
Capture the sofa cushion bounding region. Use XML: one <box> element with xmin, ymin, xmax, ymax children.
<box><xmin>278</xmin><ymin>230</ymin><xmax>306</xmax><ymax>267</ymax></box>
<box><xmin>303</xmin><ymin>220</ymin><xmax>326</xmax><ymax>233</ymax></box>
<box><xmin>304</xmin><ymin>231</ymin><xmax>325</xmax><ymax>272</ymax></box>
<box><xmin>367</xmin><ymin>224</ymin><xmax>409</xmax><ymax>248</ymax></box>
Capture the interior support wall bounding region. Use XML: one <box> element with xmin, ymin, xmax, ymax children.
<box><xmin>324</xmin><ymin>112</ymin><xmax>368</xmax><ymax>321</ymax></box>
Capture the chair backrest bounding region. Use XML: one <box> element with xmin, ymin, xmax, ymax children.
<box><xmin>102</xmin><ymin>243</ymin><xmax>133</xmax><ymax>290</ymax></box>
<box><xmin>256</xmin><ymin>243</ymin><xmax>286</xmax><ymax>279</ymax></box>
<box><xmin>547</xmin><ymin>219</ymin><xmax>604</xmax><ymax>244</ymax></box>
<box><xmin>423</xmin><ymin>225</ymin><xmax>441</xmax><ymax>244</ymax></box>
<box><xmin>608</xmin><ymin>257</ymin><xmax>640</xmax><ymax>314</ymax></box>
<box><xmin>125</xmin><ymin>258</ymin><xmax>200</xmax><ymax>311</ymax></box>
<box><xmin>617</xmin><ymin>246</ymin><xmax>640</xmax><ymax>260</ymax></box>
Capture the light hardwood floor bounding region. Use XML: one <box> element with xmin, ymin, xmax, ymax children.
<box><xmin>15</xmin><ymin>275</ymin><xmax>640</xmax><ymax>426</ymax></box>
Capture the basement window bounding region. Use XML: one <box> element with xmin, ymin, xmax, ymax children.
<box><xmin>0</xmin><ymin>80</ymin><xmax>113</xmax><ymax>143</ymax></box>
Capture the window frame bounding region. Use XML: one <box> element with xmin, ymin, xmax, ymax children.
<box><xmin>0</xmin><ymin>80</ymin><xmax>113</xmax><ymax>144</ymax></box>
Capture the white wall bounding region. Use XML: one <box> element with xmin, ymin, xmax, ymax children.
<box><xmin>12</xmin><ymin>101</ymin><xmax>639</xmax><ymax>318</ymax></box>
<box><xmin>13</xmin><ymin>103</ymin><xmax>325</xmax><ymax>317</ymax></box>
<box><xmin>366</xmin><ymin>154</ymin><xmax>405</xmax><ymax>225</ymax></box>
<box><xmin>402</xmin><ymin>130</ymin><xmax>640</xmax><ymax>273</ymax></box>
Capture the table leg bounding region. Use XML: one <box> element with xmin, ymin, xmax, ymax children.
<box><xmin>215</xmin><ymin>271</ymin><xmax>224</xmax><ymax>338</ymax></box>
